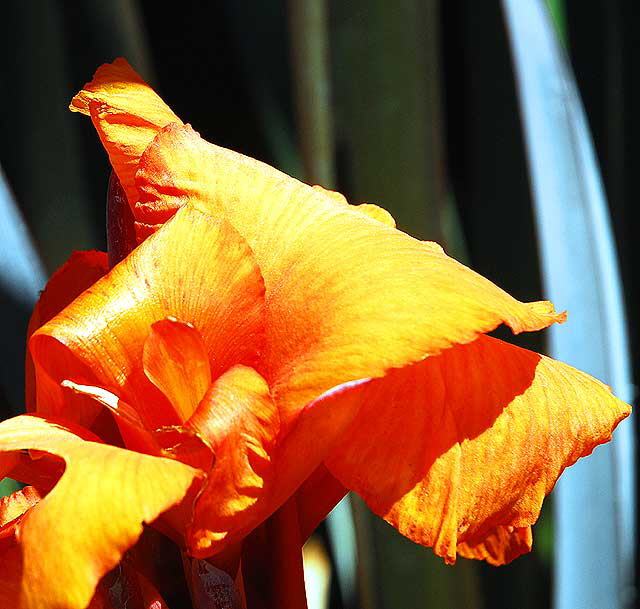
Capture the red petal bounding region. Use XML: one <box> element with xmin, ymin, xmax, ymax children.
<box><xmin>26</xmin><ymin>250</ymin><xmax>108</xmax><ymax>413</ymax></box>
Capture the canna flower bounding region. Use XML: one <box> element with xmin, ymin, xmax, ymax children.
<box><xmin>0</xmin><ymin>59</ymin><xmax>630</xmax><ymax>608</ymax></box>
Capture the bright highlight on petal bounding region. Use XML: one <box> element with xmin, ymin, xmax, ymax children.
<box><xmin>70</xmin><ymin>58</ymin><xmax>182</xmax><ymax>209</ymax></box>
<box><xmin>325</xmin><ymin>335</ymin><xmax>630</xmax><ymax>564</ymax></box>
<box><xmin>0</xmin><ymin>415</ymin><xmax>202</xmax><ymax>609</ymax></box>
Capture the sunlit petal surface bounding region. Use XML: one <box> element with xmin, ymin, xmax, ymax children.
<box><xmin>326</xmin><ymin>335</ymin><xmax>629</xmax><ymax>563</ymax></box>
<box><xmin>136</xmin><ymin>123</ymin><xmax>565</xmax><ymax>426</ymax></box>
<box><xmin>69</xmin><ymin>58</ymin><xmax>182</xmax><ymax>209</ymax></box>
<box><xmin>0</xmin><ymin>415</ymin><xmax>201</xmax><ymax>609</ymax></box>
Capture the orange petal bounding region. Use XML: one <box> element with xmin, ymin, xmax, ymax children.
<box><xmin>30</xmin><ymin>206</ymin><xmax>265</xmax><ymax>429</ymax></box>
<box><xmin>26</xmin><ymin>250</ymin><xmax>108</xmax><ymax>413</ymax></box>
<box><xmin>143</xmin><ymin>318</ymin><xmax>212</xmax><ymax>422</ymax></box>
<box><xmin>135</xmin><ymin>123</ymin><xmax>565</xmax><ymax>427</ymax></box>
<box><xmin>186</xmin><ymin>365</ymin><xmax>280</xmax><ymax>556</ymax></box>
<box><xmin>187</xmin><ymin>375</ymin><xmax>368</xmax><ymax>557</ymax></box>
<box><xmin>0</xmin><ymin>415</ymin><xmax>201</xmax><ymax>609</ymax></box>
<box><xmin>457</xmin><ymin>526</ymin><xmax>533</xmax><ymax>566</ymax></box>
<box><xmin>70</xmin><ymin>58</ymin><xmax>182</xmax><ymax>209</ymax></box>
<box><xmin>325</xmin><ymin>335</ymin><xmax>630</xmax><ymax>564</ymax></box>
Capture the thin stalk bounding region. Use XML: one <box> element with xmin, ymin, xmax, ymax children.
<box><xmin>287</xmin><ymin>0</ymin><xmax>335</xmax><ymax>187</ymax></box>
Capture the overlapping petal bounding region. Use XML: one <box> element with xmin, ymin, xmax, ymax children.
<box><xmin>186</xmin><ymin>364</ymin><xmax>280</xmax><ymax>555</ymax></box>
<box><xmin>324</xmin><ymin>335</ymin><xmax>630</xmax><ymax>563</ymax></box>
<box><xmin>457</xmin><ymin>526</ymin><xmax>533</xmax><ymax>566</ymax></box>
<box><xmin>185</xmin><ymin>376</ymin><xmax>368</xmax><ymax>557</ymax></box>
<box><xmin>25</xmin><ymin>250</ymin><xmax>108</xmax><ymax>414</ymax></box>
<box><xmin>143</xmin><ymin>318</ymin><xmax>212</xmax><ymax>422</ymax></box>
<box><xmin>70</xmin><ymin>58</ymin><xmax>182</xmax><ymax>209</ymax></box>
<box><xmin>69</xmin><ymin>59</ymin><xmax>566</xmax><ymax>426</ymax></box>
<box><xmin>135</xmin><ymin>123</ymin><xmax>565</xmax><ymax>426</ymax></box>
<box><xmin>0</xmin><ymin>415</ymin><xmax>201</xmax><ymax>609</ymax></box>
<box><xmin>30</xmin><ymin>206</ymin><xmax>266</xmax><ymax>429</ymax></box>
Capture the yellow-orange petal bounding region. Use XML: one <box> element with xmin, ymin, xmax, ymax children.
<box><xmin>70</xmin><ymin>58</ymin><xmax>182</xmax><ymax>210</ymax></box>
<box><xmin>26</xmin><ymin>250</ymin><xmax>108</xmax><ymax>413</ymax></box>
<box><xmin>30</xmin><ymin>206</ymin><xmax>265</xmax><ymax>429</ymax></box>
<box><xmin>143</xmin><ymin>318</ymin><xmax>212</xmax><ymax>422</ymax></box>
<box><xmin>325</xmin><ymin>335</ymin><xmax>630</xmax><ymax>564</ymax></box>
<box><xmin>135</xmin><ymin>123</ymin><xmax>565</xmax><ymax>427</ymax></box>
<box><xmin>0</xmin><ymin>415</ymin><xmax>201</xmax><ymax>609</ymax></box>
<box><xmin>186</xmin><ymin>365</ymin><xmax>280</xmax><ymax>556</ymax></box>
<box><xmin>353</xmin><ymin>203</ymin><xmax>396</xmax><ymax>227</ymax></box>
<box><xmin>310</xmin><ymin>186</ymin><xmax>397</xmax><ymax>226</ymax></box>
<box><xmin>457</xmin><ymin>526</ymin><xmax>533</xmax><ymax>566</ymax></box>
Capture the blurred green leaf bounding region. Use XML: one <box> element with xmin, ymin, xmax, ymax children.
<box><xmin>544</xmin><ymin>0</ymin><xmax>567</xmax><ymax>47</ymax></box>
<box><xmin>0</xmin><ymin>478</ymin><xmax>22</xmax><ymax>500</ymax></box>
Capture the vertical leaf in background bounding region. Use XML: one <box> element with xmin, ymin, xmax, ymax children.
<box><xmin>544</xmin><ymin>0</ymin><xmax>568</xmax><ymax>48</ymax></box>
<box><xmin>0</xmin><ymin>2</ymin><xmax>96</xmax><ymax>272</ymax></box>
<box><xmin>332</xmin><ymin>0</ymin><xmax>445</xmax><ymax>242</ymax></box>
<box><xmin>288</xmin><ymin>0</ymin><xmax>335</xmax><ymax>188</ymax></box>
<box><xmin>222</xmin><ymin>0</ymin><xmax>303</xmax><ymax>180</ymax></box>
<box><xmin>62</xmin><ymin>0</ymin><xmax>154</xmax><ymax>82</ymax></box>
<box><xmin>0</xmin><ymin>167</ymin><xmax>45</xmax><ymax>417</ymax></box>
<box><xmin>502</xmin><ymin>1</ymin><xmax>636</xmax><ymax>608</ymax></box>
<box><xmin>332</xmin><ymin>2</ymin><xmax>481</xmax><ymax>608</ymax></box>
